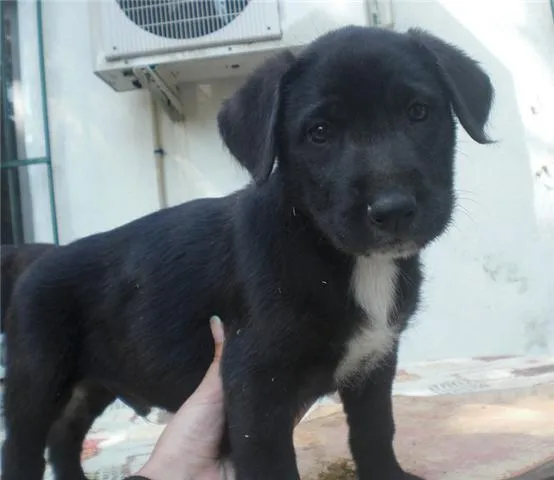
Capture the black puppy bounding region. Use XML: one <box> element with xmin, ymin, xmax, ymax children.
<box><xmin>2</xmin><ymin>26</ymin><xmax>493</xmax><ymax>480</ymax></box>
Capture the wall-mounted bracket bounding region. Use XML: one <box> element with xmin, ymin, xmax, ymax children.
<box><xmin>133</xmin><ymin>66</ymin><xmax>185</xmax><ymax>123</ymax></box>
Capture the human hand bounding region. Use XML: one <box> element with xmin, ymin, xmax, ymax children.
<box><xmin>137</xmin><ymin>316</ymin><xmax>232</xmax><ymax>480</ymax></box>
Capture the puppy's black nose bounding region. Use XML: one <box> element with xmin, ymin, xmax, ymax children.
<box><xmin>368</xmin><ymin>192</ymin><xmax>417</xmax><ymax>234</ymax></box>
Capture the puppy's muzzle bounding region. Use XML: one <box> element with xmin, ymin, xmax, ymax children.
<box><xmin>367</xmin><ymin>191</ymin><xmax>417</xmax><ymax>236</ymax></box>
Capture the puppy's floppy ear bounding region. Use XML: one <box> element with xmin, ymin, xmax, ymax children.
<box><xmin>217</xmin><ymin>51</ymin><xmax>296</xmax><ymax>183</ymax></box>
<box><xmin>408</xmin><ymin>28</ymin><xmax>494</xmax><ymax>144</ymax></box>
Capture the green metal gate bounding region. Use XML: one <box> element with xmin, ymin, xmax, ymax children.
<box><xmin>1</xmin><ymin>0</ymin><xmax>58</xmax><ymax>245</ymax></box>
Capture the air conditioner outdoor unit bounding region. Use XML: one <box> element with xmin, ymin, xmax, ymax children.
<box><xmin>90</xmin><ymin>0</ymin><xmax>393</xmax><ymax>118</ymax></box>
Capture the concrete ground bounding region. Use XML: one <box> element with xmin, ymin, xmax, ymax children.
<box><xmin>296</xmin><ymin>384</ymin><xmax>554</xmax><ymax>479</ymax></box>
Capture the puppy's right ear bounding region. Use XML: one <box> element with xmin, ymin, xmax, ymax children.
<box><xmin>217</xmin><ymin>51</ymin><xmax>295</xmax><ymax>183</ymax></box>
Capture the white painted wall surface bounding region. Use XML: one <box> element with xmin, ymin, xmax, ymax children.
<box><xmin>17</xmin><ymin>0</ymin><xmax>554</xmax><ymax>362</ymax></box>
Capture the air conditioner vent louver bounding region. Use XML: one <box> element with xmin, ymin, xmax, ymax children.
<box><xmin>117</xmin><ymin>0</ymin><xmax>249</xmax><ymax>40</ymax></box>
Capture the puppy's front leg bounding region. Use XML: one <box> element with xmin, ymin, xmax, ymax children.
<box><xmin>222</xmin><ymin>343</ymin><xmax>300</xmax><ymax>480</ymax></box>
<box><xmin>339</xmin><ymin>351</ymin><xmax>424</xmax><ymax>480</ymax></box>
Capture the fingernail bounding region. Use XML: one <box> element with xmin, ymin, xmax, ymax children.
<box><xmin>210</xmin><ymin>315</ymin><xmax>225</xmax><ymax>344</ymax></box>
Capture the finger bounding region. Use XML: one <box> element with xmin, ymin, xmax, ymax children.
<box><xmin>210</xmin><ymin>315</ymin><xmax>225</xmax><ymax>360</ymax></box>
<box><xmin>185</xmin><ymin>316</ymin><xmax>225</xmax><ymax>398</ymax></box>
<box><xmin>173</xmin><ymin>316</ymin><xmax>224</xmax><ymax>403</ymax></box>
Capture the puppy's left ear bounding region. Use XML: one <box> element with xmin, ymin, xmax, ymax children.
<box><xmin>408</xmin><ymin>29</ymin><xmax>494</xmax><ymax>144</ymax></box>
<box><xmin>218</xmin><ymin>51</ymin><xmax>296</xmax><ymax>183</ymax></box>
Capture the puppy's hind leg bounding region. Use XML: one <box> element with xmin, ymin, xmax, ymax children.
<box><xmin>2</xmin><ymin>349</ymin><xmax>75</xmax><ymax>480</ymax></box>
<box><xmin>48</xmin><ymin>382</ymin><xmax>116</xmax><ymax>480</ymax></box>
<box><xmin>2</xmin><ymin>297</ymin><xmax>79</xmax><ymax>480</ymax></box>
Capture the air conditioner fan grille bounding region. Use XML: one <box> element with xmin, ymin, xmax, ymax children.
<box><xmin>117</xmin><ymin>0</ymin><xmax>249</xmax><ymax>39</ymax></box>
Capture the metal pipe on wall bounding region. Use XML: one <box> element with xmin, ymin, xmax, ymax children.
<box><xmin>150</xmin><ymin>95</ymin><xmax>168</xmax><ymax>209</ymax></box>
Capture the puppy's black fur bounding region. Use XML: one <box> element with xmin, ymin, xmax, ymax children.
<box><xmin>0</xmin><ymin>244</ymin><xmax>57</xmax><ymax>379</ymax></box>
<box><xmin>1</xmin><ymin>243</ymin><xmax>57</xmax><ymax>333</ymax></box>
<box><xmin>2</xmin><ymin>26</ymin><xmax>493</xmax><ymax>480</ymax></box>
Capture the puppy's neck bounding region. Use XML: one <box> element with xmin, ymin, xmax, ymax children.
<box><xmin>253</xmin><ymin>171</ymin><xmax>351</xmax><ymax>263</ymax></box>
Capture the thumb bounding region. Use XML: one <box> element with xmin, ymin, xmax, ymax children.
<box><xmin>188</xmin><ymin>316</ymin><xmax>225</xmax><ymax>398</ymax></box>
<box><xmin>210</xmin><ymin>315</ymin><xmax>225</xmax><ymax>361</ymax></box>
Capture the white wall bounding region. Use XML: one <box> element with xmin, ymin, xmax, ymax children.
<box><xmin>19</xmin><ymin>0</ymin><xmax>554</xmax><ymax>362</ymax></box>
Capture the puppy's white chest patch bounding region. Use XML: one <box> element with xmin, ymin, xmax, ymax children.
<box><xmin>335</xmin><ymin>256</ymin><xmax>399</xmax><ymax>384</ymax></box>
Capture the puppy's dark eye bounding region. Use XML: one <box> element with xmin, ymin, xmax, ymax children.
<box><xmin>307</xmin><ymin>123</ymin><xmax>329</xmax><ymax>144</ymax></box>
<box><xmin>408</xmin><ymin>103</ymin><xmax>429</xmax><ymax>121</ymax></box>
